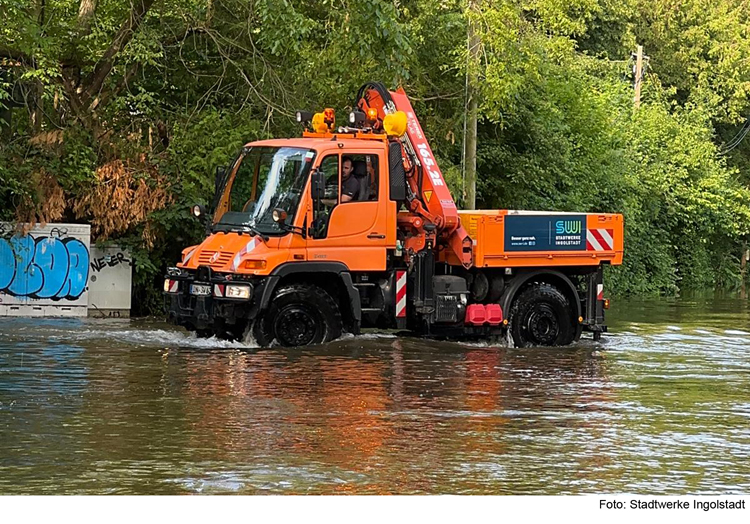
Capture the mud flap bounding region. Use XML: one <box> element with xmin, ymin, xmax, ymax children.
<box><xmin>585</xmin><ymin>265</ymin><xmax>606</xmax><ymax>339</ymax></box>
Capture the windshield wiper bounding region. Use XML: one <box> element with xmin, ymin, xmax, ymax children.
<box><xmin>213</xmin><ymin>223</ymin><xmax>269</xmax><ymax>241</ymax></box>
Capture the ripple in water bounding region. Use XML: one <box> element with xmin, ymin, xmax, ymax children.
<box><xmin>0</xmin><ymin>298</ymin><xmax>749</xmax><ymax>494</ymax></box>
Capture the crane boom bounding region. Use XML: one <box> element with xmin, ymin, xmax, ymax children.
<box><xmin>356</xmin><ymin>83</ymin><xmax>473</xmax><ymax>267</ymax></box>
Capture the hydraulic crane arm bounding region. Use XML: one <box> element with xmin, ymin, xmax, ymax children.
<box><xmin>356</xmin><ymin>83</ymin><xmax>473</xmax><ymax>268</ymax></box>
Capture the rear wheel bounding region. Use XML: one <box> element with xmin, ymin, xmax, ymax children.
<box><xmin>251</xmin><ymin>284</ymin><xmax>342</xmax><ymax>347</ymax></box>
<box><xmin>509</xmin><ymin>283</ymin><xmax>575</xmax><ymax>347</ymax></box>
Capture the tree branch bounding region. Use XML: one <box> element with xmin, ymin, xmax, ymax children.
<box><xmin>0</xmin><ymin>47</ymin><xmax>31</xmax><ymax>65</ymax></box>
<box><xmin>81</xmin><ymin>0</ymin><xmax>156</xmax><ymax>106</ymax></box>
<box><xmin>91</xmin><ymin>62</ymin><xmax>139</xmax><ymax>112</ymax></box>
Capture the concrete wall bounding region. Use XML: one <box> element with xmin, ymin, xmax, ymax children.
<box><xmin>88</xmin><ymin>245</ymin><xmax>133</xmax><ymax>318</ymax></box>
<box><xmin>0</xmin><ymin>223</ymin><xmax>133</xmax><ymax>318</ymax></box>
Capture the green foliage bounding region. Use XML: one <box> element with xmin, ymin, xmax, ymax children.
<box><xmin>2</xmin><ymin>0</ymin><xmax>750</xmax><ymax>313</ymax></box>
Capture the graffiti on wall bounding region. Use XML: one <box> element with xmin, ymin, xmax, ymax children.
<box><xmin>0</xmin><ymin>228</ymin><xmax>90</xmax><ymax>300</ymax></box>
<box><xmin>90</xmin><ymin>251</ymin><xmax>131</xmax><ymax>273</ymax></box>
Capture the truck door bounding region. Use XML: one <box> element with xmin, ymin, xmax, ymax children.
<box><xmin>307</xmin><ymin>151</ymin><xmax>387</xmax><ymax>270</ymax></box>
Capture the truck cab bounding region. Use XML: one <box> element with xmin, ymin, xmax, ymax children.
<box><xmin>210</xmin><ymin>137</ymin><xmax>397</xmax><ymax>273</ymax></box>
<box><xmin>165</xmin><ymin>82</ymin><xmax>623</xmax><ymax>347</ymax></box>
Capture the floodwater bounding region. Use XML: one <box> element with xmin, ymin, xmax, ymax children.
<box><xmin>0</xmin><ymin>299</ymin><xmax>749</xmax><ymax>495</ymax></box>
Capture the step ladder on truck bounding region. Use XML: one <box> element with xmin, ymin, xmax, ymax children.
<box><xmin>164</xmin><ymin>82</ymin><xmax>623</xmax><ymax>347</ymax></box>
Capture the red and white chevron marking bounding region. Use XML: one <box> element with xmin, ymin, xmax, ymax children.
<box><xmin>229</xmin><ymin>238</ymin><xmax>258</xmax><ymax>271</ymax></box>
<box><xmin>587</xmin><ymin>229</ymin><xmax>614</xmax><ymax>251</ymax></box>
<box><xmin>183</xmin><ymin>247</ymin><xmax>197</xmax><ymax>264</ymax></box>
<box><xmin>396</xmin><ymin>270</ymin><xmax>407</xmax><ymax>318</ymax></box>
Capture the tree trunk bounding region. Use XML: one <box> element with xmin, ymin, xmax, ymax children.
<box><xmin>78</xmin><ymin>0</ymin><xmax>98</xmax><ymax>34</ymax></box>
<box><xmin>32</xmin><ymin>0</ymin><xmax>46</xmax><ymax>133</ymax></box>
<box><xmin>742</xmin><ymin>241</ymin><xmax>748</xmax><ymax>300</ymax></box>
<box><xmin>0</xmin><ymin>106</ymin><xmax>11</xmax><ymax>138</ymax></box>
<box><xmin>464</xmin><ymin>0</ymin><xmax>481</xmax><ymax>210</ymax></box>
<box><xmin>31</xmin><ymin>80</ymin><xmax>43</xmax><ymax>133</ymax></box>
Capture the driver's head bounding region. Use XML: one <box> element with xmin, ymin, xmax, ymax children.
<box><xmin>342</xmin><ymin>157</ymin><xmax>353</xmax><ymax>179</ymax></box>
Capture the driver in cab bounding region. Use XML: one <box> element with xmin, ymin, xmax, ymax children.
<box><xmin>322</xmin><ymin>156</ymin><xmax>359</xmax><ymax>206</ymax></box>
<box><xmin>340</xmin><ymin>156</ymin><xmax>359</xmax><ymax>203</ymax></box>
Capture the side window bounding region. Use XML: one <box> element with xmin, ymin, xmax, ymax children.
<box><xmin>311</xmin><ymin>155</ymin><xmax>339</xmax><ymax>239</ymax></box>
<box><xmin>365</xmin><ymin>154</ymin><xmax>379</xmax><ymax>201</ymax></box>
<box><xmin>341</xmin><ymin>154</ymin><xmax>379</xmax><ymax>203</ymax></box>
<box><xmin>320</xmin><ymin>155</ymin><xmax>339</xmax><ymax>202</ymax></box>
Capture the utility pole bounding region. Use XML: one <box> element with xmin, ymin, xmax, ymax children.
<box><xmin>634</xmin><ymin>45</ymin><xmax>644</xmax><ymax>109</ymax></box>
<box><xmin>464</xmin><ymin>0</ymin><xmax>480</xmax><ymax>210</ymax></box>
<box><xmin>742</xmin><ymin>241</ymin><xmax>748</xmax><ymax>300</ymax></box>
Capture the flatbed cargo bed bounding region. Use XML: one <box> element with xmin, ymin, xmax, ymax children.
<box><xmin>459</xmin><ymin>210</ymin><xmax>623</xmax><ymax>268</ymax></box>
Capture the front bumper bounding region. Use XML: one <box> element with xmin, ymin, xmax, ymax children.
<box><xmin>163</xmin><ymin>266</ymin><xmax>267</xmax><ymax>332</ymax></box>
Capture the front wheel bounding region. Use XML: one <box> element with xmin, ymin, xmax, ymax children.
<box><xmin>250</xmin><ymin>284</ymin><xmax>342</xmax><ymax>347</ymax></box>
<box><xmin>509</xmin><ymin>283</ymin><xmax>575</xmax><ymax>347</ymax></box>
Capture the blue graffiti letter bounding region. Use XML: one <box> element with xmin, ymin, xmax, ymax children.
<box><xmin>59</xmin><ymin>238</ymin><xmax>89</xmax><ymax>299</ymax></box>
<box><xmin>35</xmin><ymin>237</ymin><xmax>71</xmax><ymax>299</ymax></box>
<box><xmin>7</xmin><ymin>235</ymin><xmax>43</xmax><ymax>297</ymax></box>
<box><xmin>0</xmin><ymin>238</ymin><xmax>15</xmax><ymax>291</ymax></box>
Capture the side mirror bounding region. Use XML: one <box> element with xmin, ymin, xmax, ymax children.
<box><xmin>311</xmin><ymin>169</ymin><xmax>325</xmax><ymax>201</ymax></box>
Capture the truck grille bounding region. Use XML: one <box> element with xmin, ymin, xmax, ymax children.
<box><xmin>436</xmin><ymin>295</ymin><xmax>459</xmax><ymax>323</ymax></box>
<box><xmin>197</xmin><ymin>250</ymin><xmax>233</xmax><ymax>267</ymax></box>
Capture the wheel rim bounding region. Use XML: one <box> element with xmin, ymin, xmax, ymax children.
<box><xmin>274</xmin><ymin>305</ymin><xmax>320</xmax><ymax>346</ymax></box>
<box><xmin>524</xmin><ymin>304</ymin><xmax>560</xmax><ymax>345</ymax></box>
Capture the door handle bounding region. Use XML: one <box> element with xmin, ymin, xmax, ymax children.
<box><xmin>367</xmin><ymin>233</ymin><xmax>386</xmax><ymax>240</ymax></box>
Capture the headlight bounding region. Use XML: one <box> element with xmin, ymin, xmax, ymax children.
<box><xmin>225</xmin><ymin>284</ymin><xmax>252</xmax><ymax>299</ymax></box>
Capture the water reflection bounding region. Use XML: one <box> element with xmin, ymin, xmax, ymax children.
<box><xmin>0</xmin><ymin>298</ymin><xmax>749</xmax><ymax>494</ymax></box>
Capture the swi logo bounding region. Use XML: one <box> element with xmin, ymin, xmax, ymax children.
<box><xmin>555</xmin><ymin>220</ymin><xmax>582</xmax><ymax>235</ymax></box>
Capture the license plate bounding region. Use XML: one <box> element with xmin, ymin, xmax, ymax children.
<box><xmin>190</xmin><ymin>283</ymin><xmax>211</xmax><ymax>296</ymax></box>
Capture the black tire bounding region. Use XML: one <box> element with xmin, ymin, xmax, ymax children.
<box><xmin>195</xmin><ymin>329</ymin><xmax>213</xmax><ymax>339</ymax></box>
<box><xmin>509</xmin><ymin>283</ymin><xmax>575</xmax><ymax>347</ymax></box>
<box><xmin>251</xmin><ymin>284</ymin><xmax>342</xmax><ymax>347</ymax></box>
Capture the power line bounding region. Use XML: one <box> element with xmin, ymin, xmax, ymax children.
<box><xmin>720</xmin><ymin>117</ymin><xmax>750</xmax><ymax>155</ymax></box>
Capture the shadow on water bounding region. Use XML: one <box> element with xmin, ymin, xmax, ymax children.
<box><xmin>0</xmin><ymin>297</ymin><xmax>748</xmax><ymax>494</ymax></box>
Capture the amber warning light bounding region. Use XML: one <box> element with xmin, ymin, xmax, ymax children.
<box><xmin>383</xmin><ymin>111</ymin><xmax>407</xmax><ymax>137</ymax></box>
<box><xmin>312</xmin><ymin>112</ymin><xmax>327</xmax><ymax>133</ymax></box>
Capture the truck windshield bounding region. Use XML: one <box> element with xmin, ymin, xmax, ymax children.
<box><xmin>215</xmin><ymin>146</ymin><xmax>316</xmax><ymax>235</ymax></box>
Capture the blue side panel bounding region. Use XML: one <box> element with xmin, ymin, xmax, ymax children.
<box><xmin>504</xmin><ymin>215</ymin><xmax>587</xmax><ymax>252</ymax></box>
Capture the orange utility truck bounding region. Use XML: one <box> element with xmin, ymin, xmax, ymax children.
<box><xmin>164</xmin><ymin>82</ymin><xmax>623</xmax><ymax>347</ymax></box>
